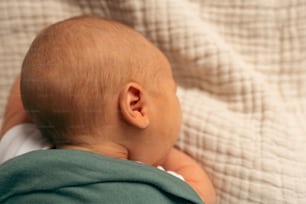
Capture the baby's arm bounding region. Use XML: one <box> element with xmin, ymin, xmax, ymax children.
<box><xmin>161</xmin><ymin>147</ymin><xmax>216</xmax><ymax>204</ymax></box>
<box><xmin>0</xmin><ymin>74</ymin><xmax>31</xmax><ymax>138</ymax></box>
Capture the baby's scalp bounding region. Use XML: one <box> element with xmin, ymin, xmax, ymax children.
<box><xmin>21</xmin><ymin>16</ymin><xmax>169</xmax><ymax>145</ymax></box>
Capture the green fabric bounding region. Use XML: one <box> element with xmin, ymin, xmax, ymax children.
<box><xmin>0</xmin><ymin>149</ymin><xmax>204</xmax><ymax>204</ymax></box>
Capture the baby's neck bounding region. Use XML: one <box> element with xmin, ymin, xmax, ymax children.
<box><xmin>59</xmin><ymin>142</ymin><xmax>129</xmax><ymax>161</ymax></box>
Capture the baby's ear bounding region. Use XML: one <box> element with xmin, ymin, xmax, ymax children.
<box><xmin>119</xmin><ymin>82</ymin><xmax>150</xmax><ymax>129</ymax></box>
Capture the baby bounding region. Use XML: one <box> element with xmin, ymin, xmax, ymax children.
<box><xmin>0</xmin><ymin>16</ymin><xmax>215</xmax><ymax>204</ymax></box>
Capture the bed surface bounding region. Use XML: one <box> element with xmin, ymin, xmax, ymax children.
<box><xmin>1</xmin><ymin>1</ymin><xmax>306</xmax><ymax>203</ymax></box>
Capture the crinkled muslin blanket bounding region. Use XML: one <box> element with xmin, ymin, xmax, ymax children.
<box><xmin>0</xmin><ymin>1</ymin><xmax>306</xmax><ymax>203</ymax></box>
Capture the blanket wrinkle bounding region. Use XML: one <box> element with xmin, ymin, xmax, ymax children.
<box><xmin>1</xmin><ymin>0</ymin><xmax>306</xmax><ymax>203</ymax></box>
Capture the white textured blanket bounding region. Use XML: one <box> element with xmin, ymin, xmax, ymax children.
<box><xmin>1</xmin><ymin>1</ymin><xmax>306</xmax><ymax>203</ymax></box>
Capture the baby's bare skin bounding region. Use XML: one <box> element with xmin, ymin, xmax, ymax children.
<box><xmin>1</xmin><ymin>16</ymin><xmax>215</xmax><ymax>204</ymax></box>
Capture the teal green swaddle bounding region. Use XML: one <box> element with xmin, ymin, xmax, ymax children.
<box><xmin>0</xmin><ymin>149</ymin><xmax>204</xmax><ymax>204</ymax></box>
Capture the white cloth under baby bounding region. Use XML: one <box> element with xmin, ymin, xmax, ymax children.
<box><xmin>156</xmin><ymin>165</ymin><xmax>185</xmax><ymax>181</ymax></box>
<box><xmin>0</xmin><ymin>124</ymin><xmax>51</xmax><ymax>164</ymax></box>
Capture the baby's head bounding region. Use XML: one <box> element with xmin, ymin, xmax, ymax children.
<box><xmin>21</xmin><ymin>16</ymin><xmax>181</xmax><ymax>165</ymax></box>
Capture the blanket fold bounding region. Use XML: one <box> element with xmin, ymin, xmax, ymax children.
<box><xmin>0</xmin><ymin>149</ymin><xmax>203</xmax><ymax>204</ymax></box>
<box><xmin>1</xmin><ymin>1</ymin><xmax>306</xmax><ymax>203</ymax></box>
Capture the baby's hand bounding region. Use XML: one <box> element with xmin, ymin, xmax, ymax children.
<box><xmin>161</xmin><ymin>148</ymin><xmax>216</xmax><ymax>204</ymax></box>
